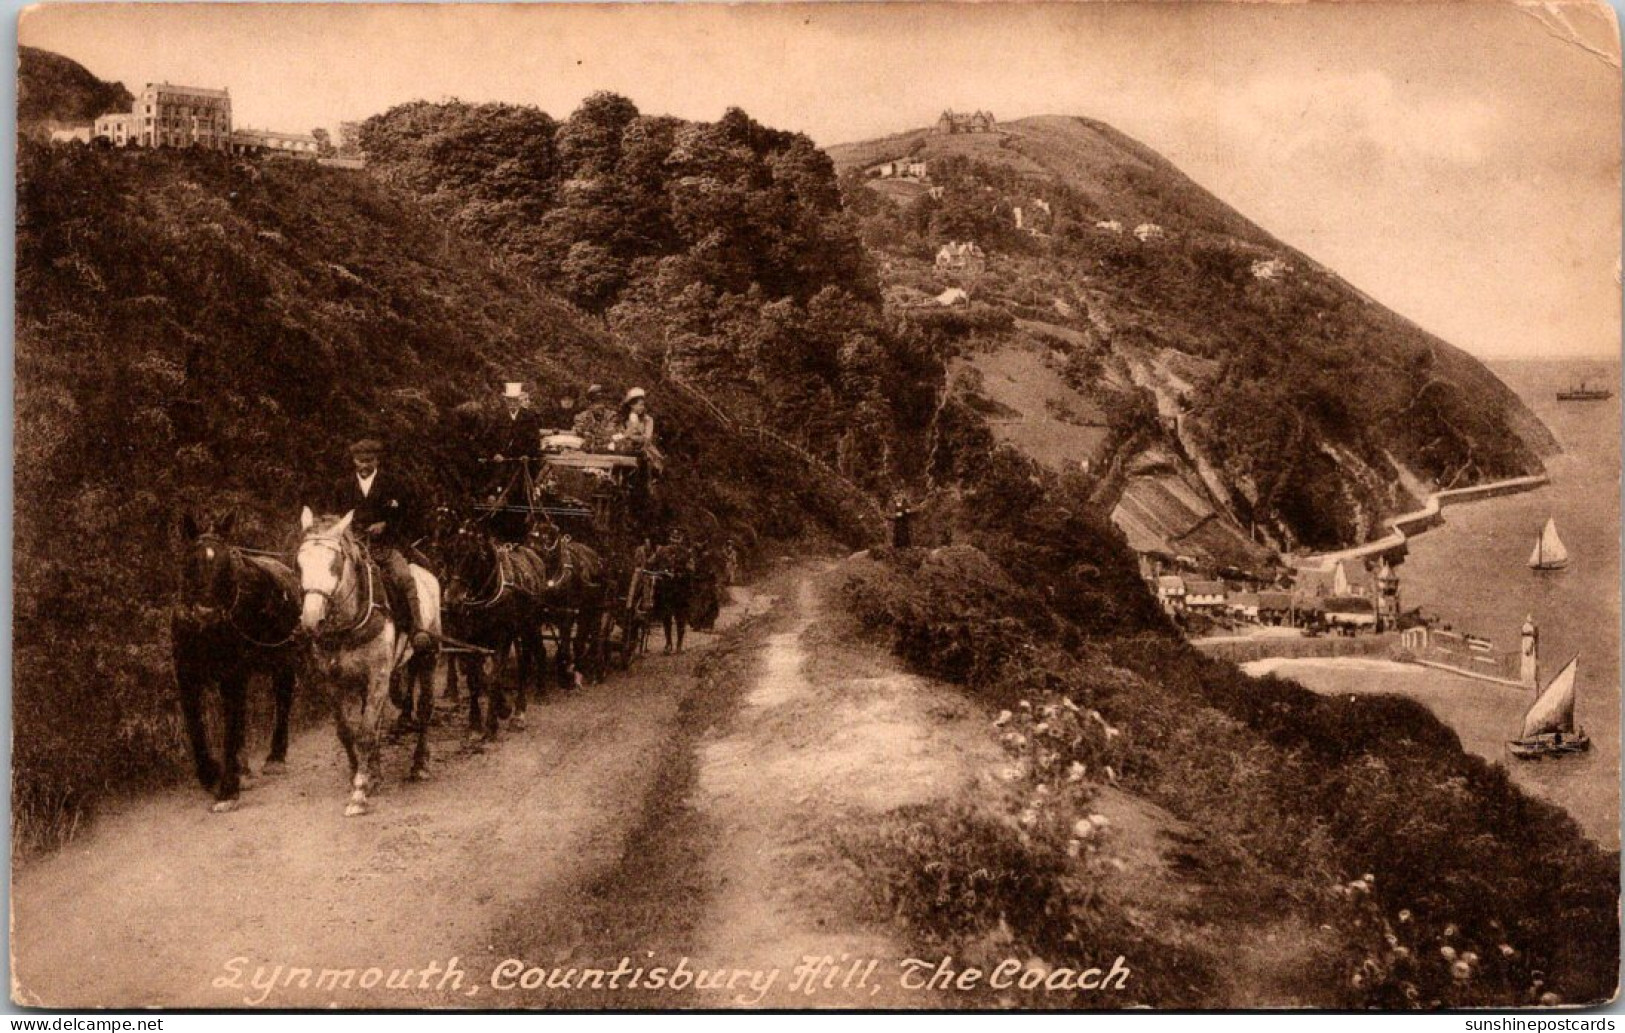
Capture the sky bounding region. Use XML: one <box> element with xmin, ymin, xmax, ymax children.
<box><xmin>19</xmin><ymin>1</ymin><xmax>1623</xmax><ymax>360</ymax></box>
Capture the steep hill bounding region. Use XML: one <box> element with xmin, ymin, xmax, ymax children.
<box><xmin>14</xmin><ymin>139</ymin><xmax>871</xmax><ymax>849</ymax></box>
<box><xmin>832</xmin><ymin>115</ymin><xmax>1557</xmax><ymax>557</ymax></box>
<box><xmin>17</xmin><ymin>45</ymin><xmax>132</xmax><ymax>137</ymax></box>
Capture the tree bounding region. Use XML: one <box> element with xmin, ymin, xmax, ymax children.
<box><xmin>312</xmin><ymin>127</ymin><xmax>333</xmax><ymax>157</ymax></box>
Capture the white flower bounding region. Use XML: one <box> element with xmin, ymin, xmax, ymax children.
<box><xmin>1443</xmin><ymin>923</ymin><xmax>1458</xmax><ymax>939</ymax></box>
<box><xmin>994</xmin><ymin>710</ymin><xmax>1013</xmax><ymax>727</ymax></box>
<box><xmin>1498</xmin><ymin>944</ymin><xmax>1516</xmax><ymax>958</ymax></box>
<box><xmin>1088</xmin><ymin>813</ymin><xmax>1110</xmax><ymax>829</ymax></box>
<box><xmin>1033</xmin><ymin>722</ymin><xmax>1050</xmax><ymax>735</ymax></box>
<box><xmin>1067</xmin><ymin>761</ymin><xmax>1086</xmax><ymax>783</ymax></box>
<box><xmin>1397</xmin><ymin>909</ymin><xmax>1412</xmax><ymax>924</ymax></box>
<box><xmin>1062</xmin><ymin>697</ymin><xmax>1080</xmax><ymax>712</ymax></box>
<box><xmin>1072</xmin><ymin>818</ymin><xmax>1095</xmax><ymax>839</ymax></box>
<box><xmin>1440</xmin><ymin>946</ymin><xmax>1457</xmax><ymax>961</ymax></box>
<box><xmin>1104</xmin><ymin>765</ymin><xmax>1118</xmax><ymax>784</ymax></box>
<box><xmin>1065</xmin><ymin>839</ymin><xmax>1081</xmax><ymax>858</ymax></box>
<box><xmin>1461</xmin><ymin>951</ymin><xmax>1478</xmax><ymax>967</ymax></box>
<box><xmin>1018</xmin><ymin>808</ymin><xmax>1039</xmax><ymax>827</ymax></box>
<box><xmin>1034</xmin><ymin>784</ymin><xmax>1050</xmax><ymax>796</ymax></box>
<box><xmin>999</xmin><ymin>766</ymin><xmax>1023</xmax><ymax>782</ymax></box>
<box><xmin>1451</xmin><ymin>960</ymin><xmax>1472</xmax><ymax>982</ymax></box>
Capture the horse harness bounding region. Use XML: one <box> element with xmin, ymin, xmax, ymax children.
<box><xmin>192</xmin><ymin>535</ymin><xmax>300</xmax><ymax>649</ymax></box>
<box><xmin>299</xmin><ymin>531</ymin><xmax>390</xmax><ymax>647</ymax></box>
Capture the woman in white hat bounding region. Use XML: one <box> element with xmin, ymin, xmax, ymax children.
<box><xmin>617</xmin><ymin>387</ymin><xmax>662</xmax><ymax>471</ymax></box>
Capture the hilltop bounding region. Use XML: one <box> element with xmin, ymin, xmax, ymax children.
<box><xmin>17</xmin><ymin>45</ymin><xmax>132</xmax><ymax>138</ymax></box>
<box><xmin>831</xmin><ymin>115</ymin><xmax>1557</xmax><ymax>559</ymax></box>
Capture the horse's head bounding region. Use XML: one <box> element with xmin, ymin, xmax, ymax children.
<box><xmin>178</xmin><ymin>510</ymin><xmax>239</xmax><ymax>623</ymax></box>
<box><xmin>296</xmin><ymin>506</ymin><xmax>356</xmax><ymax>632</ymax></box>
<box><xmin>440</xmin><ymin>518</ymin><xmax>490</xmax><ymax>607</ymax></box>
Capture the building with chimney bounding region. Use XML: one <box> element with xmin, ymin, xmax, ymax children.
<box><xmin>95</xmin><ymin>83</ymin><xmax>233</xmax><ymax>150</ymax></box>
<box><xmin>936</xmin><ymin>109</ymin><xmax>996</xmax><ymax>134</ymax></box>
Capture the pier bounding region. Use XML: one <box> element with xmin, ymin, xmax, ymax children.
<box><xmin>1296</xmin><ymin>473</ymin><xmax>1549</xmax><ymax>571</ymax></box>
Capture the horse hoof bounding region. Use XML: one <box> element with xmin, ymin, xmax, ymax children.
<box><xmin>210</xmin><ymin>799</ymin><xmax>240</xmax><ymax>814</ymax></box>
<box><xmin>409</xmin><ymin>767</ymin><xmax>432</xmax><ymax>782</ymax></box>
<box><xmin>509</xmin><ymin>715</ymin><xmax>527</xmax><ymax>732</ymax></box>
<box><xmin>262</xmin><ymin>760</ymin><xmax>287</xmax><ymax>776</ymax></box>
<box><xmin>344</xmin><ymin>801</ymin><xmax>370</xmax><ymax>818</ymax></box>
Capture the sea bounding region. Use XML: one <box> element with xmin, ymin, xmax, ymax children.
<box><xmin>1259</xmin><ymin>358</ymin><xmax>1621</xmax><ymax>847</ymax></box>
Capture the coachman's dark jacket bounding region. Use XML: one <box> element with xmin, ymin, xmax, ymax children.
<box><xmin>329</xmin><ymin>470</ymin><xmax>420</xmax><ymax>550</ymax></box>
<box><xmin>485</xmin><ymin>406</ymin><xmax>545</xmax><ymax>461</ymax></box>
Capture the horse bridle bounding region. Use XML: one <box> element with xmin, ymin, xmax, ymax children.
<box><xmin>187</xmin><ymin>534</ymin><xmax>298</xmax><ymax>649</ymax></box>
<box><xmin>298</xmin><ymin>532</ymin><xmax>381</xmax><ymax>640</ymax></box>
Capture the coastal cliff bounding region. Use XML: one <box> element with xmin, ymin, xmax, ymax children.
<box><xmin>831</xmin><ymin>115</ymin><xmax>1557</xmax><ymax>557</ymax></box>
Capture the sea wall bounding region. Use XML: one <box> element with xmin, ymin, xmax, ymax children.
<box><xmin>1193</xmin><ymin>632</ymin><xmax>1399</xmax><ymax>664</ymax></box>
<box><xmin>1297</xmin><ymin>473</ymin><xmax>1549</xmax><ymax>571</ymax></box>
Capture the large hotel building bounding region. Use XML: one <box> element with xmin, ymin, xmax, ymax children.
<box><xmin>94</xmin><ymin>82</ymin><xmax>233</xmax><ymax>151</ymax></box>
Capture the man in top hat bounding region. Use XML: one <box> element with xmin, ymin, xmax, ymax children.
<box><xmin>571</xmin><ymin>383</ymin><xmax>617</xmax><ymax>452</ymax></box>
<box><xmin>329</xmin><ymin>438</ymin><xmax>431</xmax><ymax>649</ymax></box>
<box><xmin>487</xmin><ymin>381</ymin><xmax>544</xmax><ymax>463</ymax></box>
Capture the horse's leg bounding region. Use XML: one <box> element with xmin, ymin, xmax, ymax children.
<box><xmin>661</xmin><ymin>607</ymin><xmax>675</xmax><ymax>654</ymax></box>
<box><xmin>331</xmin><ymin>678</ymin><xmax>360</xmax><ymax>796</ymax></box>
<box><xmin>506</xmin><ymin>626</ymin><xmax>528</xmax><ymax>731</ymax></box>
<box><xmin>347</xmin><ymin>654</ymin><xmax>393</xmax><ymax>817</ymax></box>
<box><xmin>264</xmin><ymin>660</ymin><xmax>293</xmax><ymax>773</ymax></box>
<box><xmin>409</xmin><ymin>654</ymin><xmax>435</xmax><ymax>781</ymax></box>
<box><xmin>465</xmin><ymin>656</ymin><xmax>483</xmax><ymax>734</ymax></box>
<box><xmin>177</xmin><ymin>665</ymin><xmax>221</xmax><ymax>794</ymax></box>
<box><xmin>213</xmin><ymin>674</ymin><xmax>248</xmax><ymax>811</ymax></box>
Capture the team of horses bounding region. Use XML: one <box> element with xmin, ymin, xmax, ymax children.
<box><xmin>173</xmin><ymin>502</ymin><xmax>690</xmax><ymax>816</ymax></box>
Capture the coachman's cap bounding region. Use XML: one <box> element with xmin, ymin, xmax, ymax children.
<box><xmin>349</xmin><ymin>438</ymin><xmax>384</xmax><ymax>458</ymax></box>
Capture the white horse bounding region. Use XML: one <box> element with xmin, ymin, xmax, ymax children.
<box><xmin>296</xmin><ymin>507</ymin><xmax>441</xmax><ymax>816</ymax></box>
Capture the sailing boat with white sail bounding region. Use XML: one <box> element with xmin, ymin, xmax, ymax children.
<box><xmin>1528</xmin><ymin>517</ymin><xmax>1569</xmax><ymax>571</ymax></box>
<box><xmin>1507</xmin><ymin>658</ymin><xmax>1589</xmax><ymax>759</ymax></box>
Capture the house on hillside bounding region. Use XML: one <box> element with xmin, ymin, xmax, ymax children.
<box><xmin>935</xmin><ymin>240</ymin><xmax>986</xmax><ymax>273</ymax></box>
<box><xmin>1185</xmin><ymin>580</ymin><xmax>1227</xmax><ymax>612</ymax></box>
<box><xmin>49</xmin><ymin>126</ymin><xmax>91</xmax><ymax>145</ymax></box>
<box><xmin>1095</xmin><ymin>220</ymin><xmax>1123</xmax><ymax>235</ymax></box>
<box><xmin>935</xmin><ymin>287</ymin><xmax>969</xmax><ymax>307</ymax></box>
<box><xmin>230</xmin><ymin>128</ymin><xmax>320</xmax><ymax>159</ymax></box>
<box><xmin>1155</xmin><ymin>575</ymin><xmax>1187</xmax><ymax>615</ymax></box>
<box><xmin>1134</xmin><ymin>222</ymin><xmax>1166</xmax><ymax>242</ymax></box>
<box><xmin>936</xmin><ymin>109</ymin><xmax>996</xmax><ymax>134</ymax></box>
<box><xmin>94</xmin><ymin>82</ymin><xmax>233</xmax><ymax>151</ymax></box>
<box><xmin>868</xmin><ymin>158</ymin><xmax>928</xmax><ymax>180</ymax></box>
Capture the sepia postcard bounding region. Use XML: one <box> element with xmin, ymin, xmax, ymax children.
<box><xmin>10</xmin><ymin>0</ymin><xmax>1621</xmax><ymax>1012</ymax></box>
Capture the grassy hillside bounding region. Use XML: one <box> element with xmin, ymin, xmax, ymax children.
<box><xmin>832</xmin><ymin>115</ymin><xmax>1557</xmax><ymax>554</ymax></box>
<box><xmin>17</xmin><ymin>45</ymin><xmax>132</xmax><ymax>138</ymax></box>
<box><xmin>14</xmin><ymin>140</ymin><xmax>871</xmax><ymax>852</ymax></box>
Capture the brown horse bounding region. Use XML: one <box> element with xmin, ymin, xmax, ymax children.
<box><xmin>296</xmin><ymin>508</ymin><xmax>441</xmax><ymax>815</ymax></box>
<box><xmin>532</xmin><ymin>524</ymin><xmax>611</xmax><ymax>686</ymax></box>
<box><xmin>172</xmin><ymin>511</ymin><xmax>301</xmax><ymax>812</ymax></box>
<box><xmin>440</xmin><ymin>518</ymin><xmax>549</xmax><ymax>745</ymax></box>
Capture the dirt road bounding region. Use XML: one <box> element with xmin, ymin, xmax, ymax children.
<box><xmin>11</xmin><ymin>560</ymin><xmax>995</xmax><ymax>1010</ymax></box>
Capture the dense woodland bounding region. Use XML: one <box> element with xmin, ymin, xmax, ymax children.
<box><xmin>14</xmin><ymin>53</ymin><xmax>1616</xmax><ymax>1008</ymax></box>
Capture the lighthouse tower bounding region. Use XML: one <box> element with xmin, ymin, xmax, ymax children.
<box><xmin>1520</xmin><ymin>615</ymin><xmax>1540</xmax><ymax>687</ymax></box>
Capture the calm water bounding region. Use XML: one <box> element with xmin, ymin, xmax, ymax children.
<box><xmin>1274</xmin><ymin>359</ymin><xmax>1620</xmax><ymax>846</ymax></box>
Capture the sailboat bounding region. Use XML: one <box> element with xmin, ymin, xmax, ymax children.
<box><xmin>1508</xmin><ymin>658</ymin><xmax>1589</xmax><ymax>759</ymax></box>
<box><xmin>1528</xmin><ymin>517</ymin><xmax>1569</xmax><ymax>571</ymax></box>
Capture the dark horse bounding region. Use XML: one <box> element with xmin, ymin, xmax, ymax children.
<box><xmin>649</xmin><ymin>537</ymin><xmax>696</xmax><ymax>654</ymax></box>
<box><xmin>439</xmin><ymin>519</ymin><xmax>549</xmax><ymax>745</ymax></box>
<box><xmin>532</xmin><ymin>523</ymin><xmax>611</xmax><ymax>686</ymax></box>
<box><xmin>173</xmin><ymin>511</ymin><xmax>301</xmax><ymax>812</ymax></box>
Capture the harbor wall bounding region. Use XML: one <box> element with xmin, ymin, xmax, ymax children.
<box><xmin>1297</xmin><ymin>473</ymin><xmax>1549</xmax><ymax>571</ymax></box>
<box><xmin>1193</xmin><ymin>632</ymin><xmax>1399</xmax><ymax>664</ymax></box>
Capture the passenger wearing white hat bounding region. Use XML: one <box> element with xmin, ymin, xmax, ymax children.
<box><xmin>486</xmin><ymin>380</ymin><xmax>542</xmax><ymax>462</ymax></box>
<box><xmin>617</xmin><ymin>386</ymin><xmax>662</xmax><ymax>471</ymax></box>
